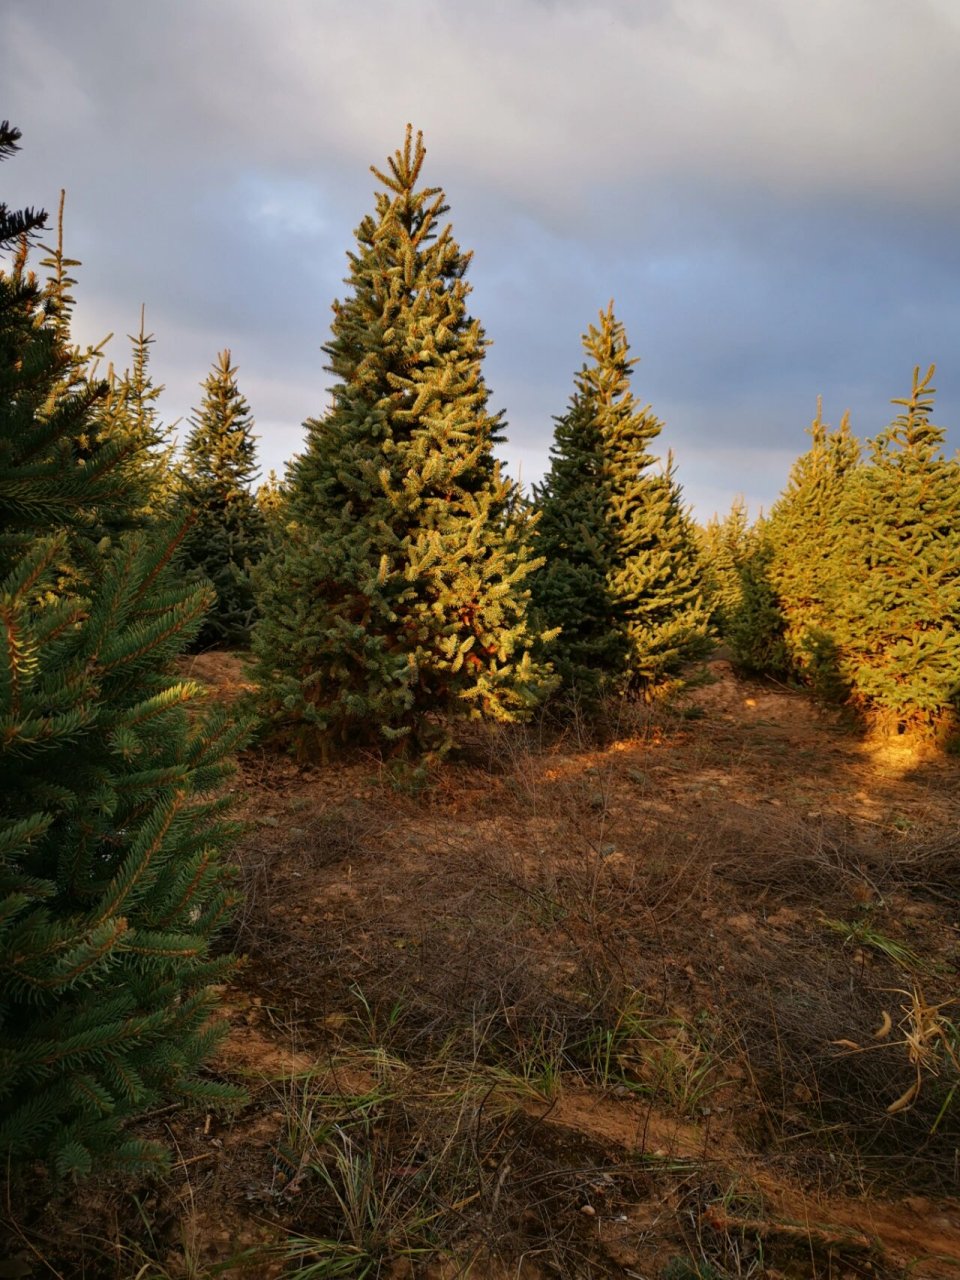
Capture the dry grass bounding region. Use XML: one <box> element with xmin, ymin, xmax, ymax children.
<box><xmin>5</xmin><ymin>660</ymin><xmax>960</xmax><ymax>1278</ymax></box>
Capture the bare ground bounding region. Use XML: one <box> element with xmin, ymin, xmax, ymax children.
<box><xmin>5</xmin><ymin>655</ymin><xmax>960</xmax><ymax>1278</ymax></box>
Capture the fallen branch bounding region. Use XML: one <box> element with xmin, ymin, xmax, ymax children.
<box><xmin>702</xmin><ymin>1207</ymin><xmax>879</xmax><ymax>1255</ymax></box>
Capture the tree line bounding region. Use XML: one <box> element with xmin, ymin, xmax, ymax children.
<box><xmin>701</xmin><ymin>371</ymin><xmax>960</xmax><ymax>742</ymax></box>
<box><xmin>2</xmin><ymin>119</ymin><xmax>956</xmax><ymax>1178</ymax></box>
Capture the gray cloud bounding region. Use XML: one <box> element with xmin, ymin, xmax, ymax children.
<box><xmin>3</xmin><ymin>0</ymin><xmax>958</xmax><ymax>518</ymax></box>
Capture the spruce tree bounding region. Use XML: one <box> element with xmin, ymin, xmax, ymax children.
<box><xmin>766</xmin><ymin>399</ymin><xmax>860</xmax><ymax>694</ymax></box>
<box><xmin>697</xmin><ymin>496</ymin><xmax>751</xmax><ymax>638</ymax></box>
<box><xmin>33</xmin><ymin>205</ymin><xmax>158</xmax><ymax>568</ymax></box>
<box><xmin>32</xmin><ymin>196</ymin><xmax>177</xmax><ymax>535</ymax></box>
<box><xmin>0</xmin><ymin>126</ymin><xmax>246</xmax><ymax>1176</ymax></box>
<box><xmin>107</xmin><ymin>311</ymin><xmax>179</xmax><ymax>523</ymax></box>
<box><xmin>833</xmin><ymin>366</ymin><xmax>960</xmax><ymax>735</ymax></box>
<box><xmin>725</xmin><ymin>517</ymin><xmax>791</xmax><ymax>677</ymax></box>
<box><xmin>532</xmin><ymin>305</ymin><xmax>711</xmax><ymax>700</ymax></box>
<box><xmin>252</xmin><ymin>126</ymin><xmax>551</xmax><ymax>756</ymax></box>
<box><xmin>256</xmin><ymin>468</ymin><xmax>286</xmax><ymax>535</ymax></box>
<box><xmin>43</xmin><ymin>306</ymin><xmax>180</xmax><ymax>543</ymax></box>
<box><xmin>530</xmin><ymin>378</ymin><xmax>626</xmax><ymax>699</ymax></box>
<box><xmin>178</xmin><ymin>349</ymin><xmax>266</xmax><ymax>647</ymax></box>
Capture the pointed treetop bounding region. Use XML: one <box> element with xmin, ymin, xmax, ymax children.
<box><xmin>880</xmin><ymin>362</ymin><xmax>942</xmax><ymax>455</ymax></box>
<box><xmin>38</xmin><ymin>191</ymin><xmax>83</xmax><ymax>348</ymax></box>
<box><xmin>370</xmin><ymin>123</ymin><xmax>432</xmax><ymax>195</ymax></box>
<box><xmin>803</xmin><ymin>398</ymin><xmax>853</xmax><ymax>453</ymax></box>
<box><xmin>779</xmin><ymin>397</ymin><xmax>859</xmax><ymax>502</ymax></box>
<box><xmin>131</xmin><ymin>304</ymin><xmax>153</xmax><ymax>380</ymax></box>
<box><xmin>361</xmin><ymin>124</ymin><xmax>448</xmax><ymax>251</ymax></box>
<box><xmin>581</xmin><ymin>301</ymin><xmax>638</xmax><ymax>380</ymax></box>
<box><xmin>807</xmin><ymin>396</ymin><xmax>827</xmax><ymax>449</ymax></box>
<box><xmin>124</xmin><ymin>304</ymin><xmax>169</xmax><ymax>449</ymax></box>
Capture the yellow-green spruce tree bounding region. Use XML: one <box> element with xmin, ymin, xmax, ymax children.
<box><xmin>696</xmin><ymin>495</ymin><xmax>751</xmax><ymax>638</ymax></box>
<box><xmin>101</xmin><ymin>311</ymin><xmax>179</xmax><ymax>525</ymax></box>
<box><xmin>531</xmin><ymin>305</ymin><xmax>711</xmax><ymax>701</ymax></box>
<box><xmin>833</xmin><ymin>366</ymin><xmax>960</xmax><ymax>736</ymax></box>
<box><xmin>0</xmin><ymin>124</ymin><xmax>246</xmax><ymax>1177</ymax></box>
<box><xmin>765</xmin><ymin>399</ymin><xmax>860</xmax><ymax>696</ymax></box>
<box><xmin>33</xmin><ymin>209</ymin><xmax>176</xmax><ymax>538</ymax></box>
<box><xmin>255</xmin><ymin>468</ymin><xmax>287</xmax><ymax>539</ymax></box>
<box><xmin>252</xmin><ymin>127</ymin><xmax>551</xmax><ymax>755</ymax></box>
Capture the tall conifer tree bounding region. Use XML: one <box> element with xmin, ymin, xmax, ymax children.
<box><xmin>833</xmin><ymin>366</ymin><xmax>960</xmax><ymax>734</ymax></box>
<box><xmin>35</xmin><ymin>200</ymin><xmax>176</xmax><ymax>532</ymax></box>
<box><xmin>532</xmin><ymin>305</ymin><xmax>711</xmax><ymax>700</ymax></box>
<box><xmin>766</xmin><ymin>400</ymin><xmax>860</xmax><ymax>692</ymax></box>
<box><xmin>697</xmin><ymin>496</ymin><xmax>751</xmax><ymax>637</ymax></box>
<box><xmin>59</xmin><ymin>309</ymin><xmax>179</xmax><ymax>540</ymax></box>
<box><xmin>178</xmin><ymin>350</ymin><xmax>266</xmax><ymax>647</ymax></box>
<box><xmin>725</xmin><ymin>516</ymin><xmax>791</xmax><ymax>677</ymax></box>
<box><xmin>252</xmin><ymin>127</ymin><xmax>550</xmax><ymax>755</ymax></box>
<box><xmin>0</xmin><ymin>125</ymin><xmax>246</xmax><ymax>1176</ymax></box>
<box><xmin>110</xmin><ymin>311</ymin><xmax>179</xmax><ymax>522</ymax></box>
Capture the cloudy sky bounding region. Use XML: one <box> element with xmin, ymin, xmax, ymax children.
<box><xmin>3</xmin><ymin>0</ymin><xmax>959</xmax><ymax>519</ymax></box>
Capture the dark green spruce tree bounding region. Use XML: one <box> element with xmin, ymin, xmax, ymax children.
<box><xmin>252</xmin><ymin>126</ymin><xmax>552</xmax><ymax>756</ymax></box>
<box><xmin>531</xmin><ymin>305</ymin><xmax>711</xmax><ymax>701</ymax></box>
<box><xmin>725</xmin><ymin>515</ymin><xmax>791</xmax><ymax>678</ymax></box>
<box><xmin>0</xmin><ymin>124</ymin><xmax>246</xmax><ymax>1177</ymax></box>
<box><xmin>178</xmin><ymin>349</ymin><xmax>266</xmax><ymax>647</ymax></box>
<box><xmin>833</xmin><ymin>366</ymin><xmax>960</xmax><ymax>736</ymax></box>
<box><xmin>530</xmin><ymin>326</ymin><xmax>627</xmax><ymax>700</ymax></box>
